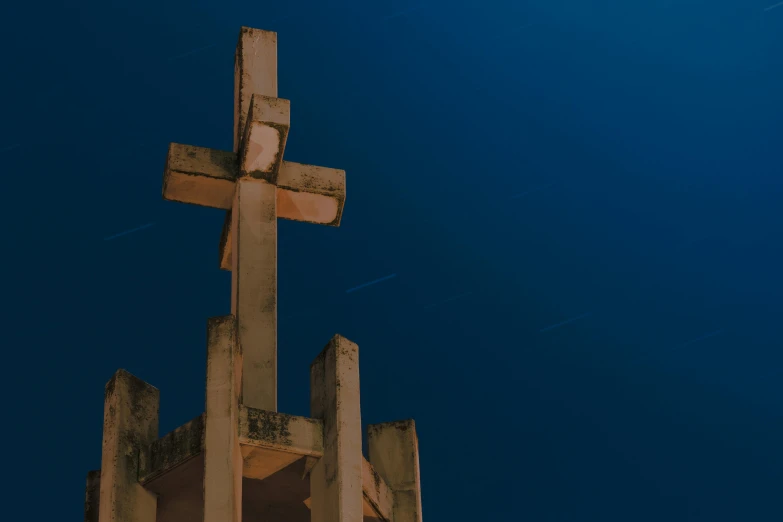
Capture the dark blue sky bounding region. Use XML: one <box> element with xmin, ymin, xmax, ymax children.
<box><xmin>2</xmin><ymin>1</ymin><xmax>782</xmax><ymax>520</ymax></box>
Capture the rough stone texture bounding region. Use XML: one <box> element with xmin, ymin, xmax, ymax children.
<box><xmin>234</xmin><ymin>27</ymin><xmax>278</xmax><ymax>154</ymax></box>
<box><xmin>218</xmin><ymin>161</ymin><xmax>346</xmax><ymax>270</ymax></box>
<box><xmin>85</xmin><ymin>470</ymin><xmax>101</xmax><ymax>522</ymax></box>
<box><xmin>231</xmin><ymin>179</ymin><xmax>278</xmax><ymax>412</ymax></box>
<box><xmin>361</xmin><ymin>459</ymin><xmax>394</xmax><ymax>522</ymax></box>
<box><xmin>99</xmin><ymin>370</ymin><xmax>159</xmax><ymax>522</ymax></box>
<box><xmin>310</xmin><ymin>335</ymin><xmax>363</xmax><ymax>522</ymax></box>
<box><xmin>276</xmin><ymin>161</ymin><xmax>346</xmax><ymax>226</ymax></box>
<box><xmin>140</xmin><ymin>414</ymin><xmax>204</xmax><ymax>484</ymax></box>
<box><xmin>240</xmin><ymin>406</ymin><xmax>323</xmax><ymax>455</ymax></box>
<box><xmin>239</xmin><ymin>94</ymin><xmax>290</xmax><ymax>183</ymax></box>
<box><xmin>163</xmin><ymin>143</ymin><xmax>237</xmax><ymax>209</ymax></box>
<box><xmin>367</xmin><ymin>420</ymin><xmax>423</xmax><ymax>522</ymax></box>
<box><xmin>240</xmin><ymin>406</ymin><xmax>323</xmax><ymax>482</ymax></box>
<box><xmin>204</xmin><ymin>315</ymin><xmax>242</xmax><ymax>522</ymax></box>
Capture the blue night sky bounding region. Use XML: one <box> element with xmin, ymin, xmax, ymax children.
<box><xmin>2</xmin><ymin>1</ymin><xmax>782</xmax><ymax>520</ymax></box>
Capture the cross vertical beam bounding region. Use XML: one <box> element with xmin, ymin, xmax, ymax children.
<box><xmin>235</xmin><ymin>27</ymin><xmax>277</xmax><ymax>153</ymax></box>
<box><xmin>368</xmin><ymin>420</ymin><xmax>424</xmax><ymax>522</ymax></box>
<box><xmin>310</xmin><ymin>335</ymin><xmax>364</xmax><ymax>522</ymax></box>
<box><xmin>231</xmin><ymin>178</ymin><xmax>278</xmax><ymax>411</ymax></box>
<box><xmin>204</xmin><ymin>315</ymin><xmax>243</xmax><ymax>522</ymax></box>
<box><xmin>232</xmin><ymin>28</ymin><xmax>279</xmax><ymax>412</ymax></box>
<box><xmin>98</xmin><ymin>370</ymin><xmax>159</xmax><ymax>522</ymax></box>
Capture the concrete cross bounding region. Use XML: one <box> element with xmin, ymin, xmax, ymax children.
<box><xmin>162</xmin><ymin>27</ymin><xmax>346</xmax><ymax>412</ymax></box>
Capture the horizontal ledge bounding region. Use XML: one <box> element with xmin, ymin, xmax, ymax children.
<box><xmin>136</xmin><ymin>406</ymin><xmax>393</xmax><ymax>522</ymax></box>
<box><xmin>138</xmin><ymin>408</ymin><xmax>324</xmax><ymax>485</ymax></box>
<box><xmin>139</xmin><ymin>413</ymin><xmax>204</xmax><ymax>485</ymax></box>
<box><xmin>239</xmin><ymin>405</ymin><xmax>324</xmax><ymax>456</ymax></box>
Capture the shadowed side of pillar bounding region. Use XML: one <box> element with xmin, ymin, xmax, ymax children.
<box><xmin>204</xmin><ymin>315</ymin><xmax>243</xmax><ymax>522</ymax></box>
<box><xmin>367</xmin><ymin>420</ymin><xmax>424</xmax><ymax>522</ymax></box>
<box><xmin>310</xmin><ymin>335</ymin><xmax>364</xmax><ymax>522</ymax></box>
<box><xmin>85</xmin><ymin>470</ymin><xmax>101</xmax><ymax>522</ymax></box>
<box><xmin>98</xmin><ymin>370</ymin><xmax>159</xmax><ymax>522</ymax></box>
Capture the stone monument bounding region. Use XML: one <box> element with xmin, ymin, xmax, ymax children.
<box><xmin>83</xmin><ymin>26</ymin><xmax>423</xmax><ymax>522</ymax></box>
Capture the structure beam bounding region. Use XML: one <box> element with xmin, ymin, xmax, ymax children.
<box><xmin>98</xmin><ymin>370</ymin><xmax>159</xmax><ymax>522</ymax></box>
<box><xmin>163</xmin><ymin>143</ymin><xmax>237</xmax><ymax>209</ymax></box>
<box><xmin>204</xmin><ymin>315</ymin><xmax>242</xmax><ymax>522</ymax></box>
<box><xmin>232</xmin><ymin>178</ymin><xmax>278</xmax><ymax>411</ymax></box>
<box><xmin>84</xmin><ymin>470</ymin><xmax>101</xmax><ymax>522</ymax></box>
<box><xmin>219</xmin><ymin>160</ymin><xmax>346</xmax><ymax>270</ymax></box>
<box><xmin>368</xmin><ymin>420</ymin><xmax>424</xmax><ymax>522</ymax></box>
<box><xmin>309</xmin><ymin>335</ymin><xmax>364</xmax><ymax>522</ymax></box>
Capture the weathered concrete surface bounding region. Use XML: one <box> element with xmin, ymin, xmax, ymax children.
<box><xmin>98</xmin><ymin>370</ymin><xmax>159</xmax><ymax>522</ymax></box>
<box><xmin>85</xmin><ymin>470</ymin><xmax>101</xmax><ymax>522</ymax></box>
<box><xmin>240</xmin><ymin>405</ymin><xmax>323</xmax><ymax>480</ymax></box>
<box><xmin>234</xmin><ymin>27</ymin><xmax>278</xmax><ymax>153</ymax></box>
<box><xmin>239</xmin><ymin>94</ymin><xmax>290</xmax><ymax>182</ymax></box>
<box><xmin>276</xmin><ymin>161</ymin><xmax>346</xmax><ymax>226</ymax></box>
<box><xmin>149</xmin><ymin>454</ymin><xmax>204</xmax><ymax>522</ymax></box>
<box><xmin>218</xmin><ymin>160</ymin><xmax>346</xmax><ymax>270</ymax></box>
<box><xmin>204</xmin><ymin>315</ymin><xmax>243</xmax><ymax>522</ymax></box>
<box><xmin>310</xmin><ymin>335</ymin><xmax>363</xmax><ymax>522</ymax></box>
<box><xmin>240</xmin><ymin>406</ymin><xmax>323</xmax><ymax>455</ymax></box>
<box><xmin>368</xmin><ymin>420</ymin><xmax>423</xmax><ymax>522</ymax></box>
<box><xmin>361</xmin><ymin>458</ymin><xmax>394</xmax><ymax>521</ymax></box>
<box><xmin>231</xmin><ymin>178</ymin><xmax>278</xmax><ymax>412</ymax></box>
<box><xmin>121</xmin><ymin>402</ymin><xmax>389</xmax><ymax>522</ymax></box>
<box><xmin>303</xmin><ymin>453</ymin><xmax>392</xmax><ymax>521</ymax></box>
<box><xmin>139</xmin><ymin>413</ymin><xmax>204</xmax><ymax>484</ymax></box>
<box><xmin>163</xmin><ymin>143</ymin><xmax>237</xmax><ymax>209</ymax></box>
<box><xmin>163</xmin><ymin>144</ymin><xmax>345</xmax><ymax>230</ymax></box>
<box><xmin>140</xmin><ymin>406</ymin><xmax>324</xmax><ymax>485</ymax></box>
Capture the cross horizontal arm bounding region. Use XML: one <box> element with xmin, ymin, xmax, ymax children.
<box><xmin>163</xmin><ymin>143</ymin><xmax>237</xmax><ymax>209</ymax></box>
<box><xmin>163</xmin><ymin>143</ymin><xmax>345</xmax><ymax>222</ymax></box>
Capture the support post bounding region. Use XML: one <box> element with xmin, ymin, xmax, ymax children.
<box><xmin>98</xmin><ymin>370</ymin><xmax>159</xmax><ymax>522</ymax></box>
<box><xmin>309</xmin><ymin>335</ymin><xmax>363</xmax><ymax>522</ymax></box>
<box><xmin>230</xmin><ymin>27</ymin><xmax>280</xmax><ymax>412</ymax></box>
<box><xmin>85</xmin><ymin>470</ymin><xmax>101</xmax><ymax>522</ymax></box>
<box><xmin>368</xmin><ymin>420</ymin><xmax>424</xmax><ymax>522</ymax></box>
<box><xmin>204</xmin><ymin>315</ymin><xmax>243</xmax><ymax>522</ymax></box>
<box><xmin>231</xmin><ymin>178</ymin><xmax>278</xmax><ymax>411</ymax></box>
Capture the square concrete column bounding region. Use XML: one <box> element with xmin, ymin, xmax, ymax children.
<box><xmin>84</xmin><ymin>470</ymin><xmax>101</xmax><ymax>522</ymax></box>
<box><xmin>231</xmin><ymin>178</ymin><xmax>278</xmax><ymax>411</ymax></box>
<box><xmin>98</xmin><ymin>370</ymin><xmax>159</xmax><ymax>522</ymax></box>
<box><xmin>309</xmin><ymin>335</ymin><xmax>363</xmax><ymax>522</ymax></box>
<box><xmin>368</xmin><ymin>420</ymin><xmax>424</xmax><ymax>522</ymax></box>
<box><xmin>204</xmin><ymin>315</ymin><xmax>243</xmax><ymax>522</ymax></box>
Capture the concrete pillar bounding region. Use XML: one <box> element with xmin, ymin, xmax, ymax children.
<box><xmin>231</xmin><ymin>178</ymin><xmax>278</xmax><ymax>411</ymax></box>
<box><xmin>98</xmin><ymin>370</ymin><xmax>159</xmax><ymax>522</ymax></box>
<box><xmin>84</xmin><ymin>470</ymin><xmax>101</xmax><ymax>522</ymax></box>
<box><xmin>368</xmin><ymin>420</ymin><xmax>423</xmax><ymax>522</ymax></box>
<box><xmin>204</xmin><ymin>315</ymin><xmax>242</xmax><ymax>522</ymax></box>
<box><xmin>309</xmin><ymin>335</ymin><xmax>363</xmax><ymax>522</ymax></box>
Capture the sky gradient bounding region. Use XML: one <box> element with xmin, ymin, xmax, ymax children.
<box><xmin>2</xmin><ymin>1</ymin><xmax>782</xmax><ymax>520</ymax></box>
